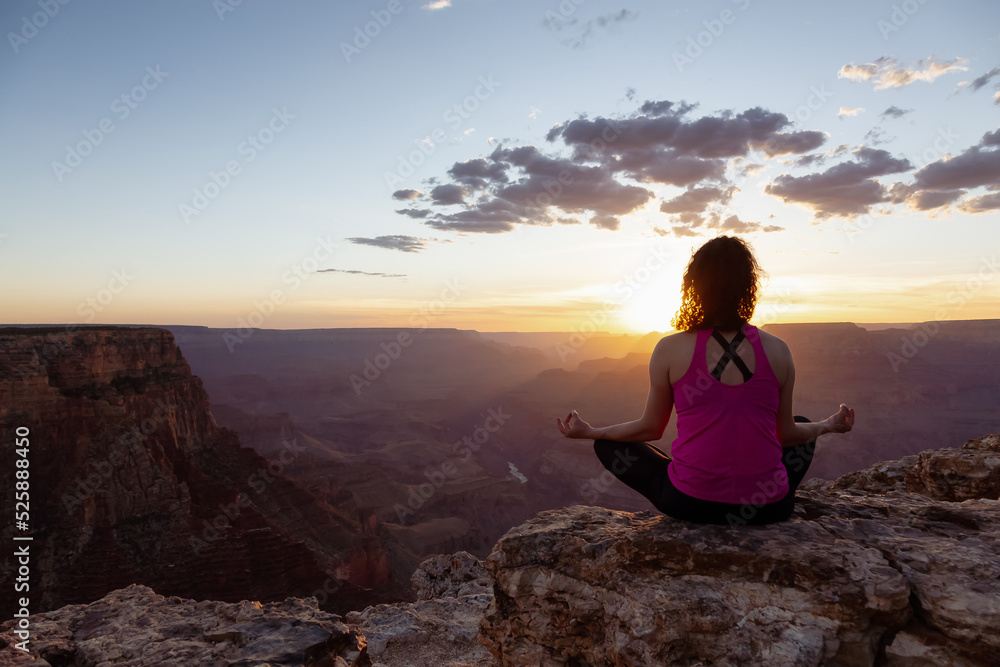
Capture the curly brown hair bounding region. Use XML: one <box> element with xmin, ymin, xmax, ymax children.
<box><xmin>671</xmin><ymin>235</ymin><xmax>763</xmax><ymax>331</ymax></box>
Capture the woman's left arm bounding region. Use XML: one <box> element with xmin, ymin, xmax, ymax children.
<box><xmin>557</xmin><ymin>338</ymin><xmax>674</xmax><ymax>442</ymax></box>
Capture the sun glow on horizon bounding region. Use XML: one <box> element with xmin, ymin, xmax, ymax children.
<box><xmin>617</xmin><ymin>274</ymin><xmax>682</xmax><ymax>335</ymax></box>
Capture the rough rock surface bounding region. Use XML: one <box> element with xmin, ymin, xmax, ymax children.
<box><xmin>0</xmin><ymin>584</ymin><xmax>370</xmax><ymax>666</ymax></box>
<box><xmin>346</xmin><ymin>552</ymin><xmax>495</xmax><ymax>667</ymax></box>
<box><xmin>832</xmin><ymin>432</ymin><xmax>1000</xmax><ymax>500</ymax></box>
<box><xmin>480</xmin><ymin>434</ymin><xmax>1000</xmax><ymax>666</ymax></box>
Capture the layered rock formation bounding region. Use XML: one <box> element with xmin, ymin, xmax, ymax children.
<box><xmin>480</xmin><ymin>433</ymin><xmax>1000</xmax><ymax>666</ymax></box>
<box><xmin>0</xmin><ymin>327</ymin><xmax>408</xmax><ymax>617</ymax></box>
<box><xmin>0</xmin><ymin>584</ymin><xmax>370</xmax><ymax>666</ymax></box>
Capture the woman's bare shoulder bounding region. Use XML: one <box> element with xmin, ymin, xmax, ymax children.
<box><xmin>654</xmin><ymin>329</ymin><xmax>698</xmax><ymax>351</ymax></box>
<box><xmin>756</xmin><ymin>328</ymin><xmax>788</xmax><ymax>349</ymax></box>
<box><xmin>757</xmin><ymin>328</ymin><xmax>792</xmax><ymax>378</ymax></box>
<box><xmin>653</xmin><ymin>330</ymin><xmax>698</xmax><ymax>382</ymax></box>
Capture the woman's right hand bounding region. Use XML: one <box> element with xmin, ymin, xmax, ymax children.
<box><xmin>557</xmin><ymin>410</ymin><xmax>596</xmax><ymax>439</ymax></box>
<box><xmin>827</xmin><ymin>403</ymin><xmax>855</xmax><ymax>434</ymax></box>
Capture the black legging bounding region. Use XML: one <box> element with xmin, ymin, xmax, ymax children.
<box><xmin>593</xmin><ymin>416</ymin><xmax>815</xmax><ymax>526</ymax></box>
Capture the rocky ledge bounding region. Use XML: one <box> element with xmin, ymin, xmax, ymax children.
<box><xmin>2</xmin><ymin>434</ymin><xmax>998</xmax><ymax>666</ymax></box>
<box><xmin>480</xmin><ymin>433</ymin><xmax>1000</xmax><ymax>666</ymax></box>
<box><xmin>0</xmin><ymin>584</ymin><xmax>369</xmax><ymax>666</ymax></box>
<box><xmin>0</xmin><ymin>553</ymin><xmax>494</xmax><ymax>667</ymax></box>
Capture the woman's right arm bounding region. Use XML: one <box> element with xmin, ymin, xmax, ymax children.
<box><xmin>774</xmin><ymin>338</ymin><xmax>855</xmax><ymax>447</ymax></box>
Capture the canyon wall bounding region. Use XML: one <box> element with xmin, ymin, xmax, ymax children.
<box><xmin>0</xmin><ymin>327</ymin><xmax>409</xmax><ymax>618</ymax></box>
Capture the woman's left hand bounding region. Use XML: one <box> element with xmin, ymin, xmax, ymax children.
<box><xmin>557</xmin><ymin>410</ymin><xmax>595</xmax><ymax>439</ymax></box>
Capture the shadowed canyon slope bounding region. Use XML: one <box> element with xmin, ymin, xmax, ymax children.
<box><xmin>0</xmin><ymin>327</ymin><xmax>412</xmax><ymax>619</ymax></box>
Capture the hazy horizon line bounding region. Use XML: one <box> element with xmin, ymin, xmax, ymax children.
<box><xmin>7</xmin><ymin>319</ymin><xmax>1000</xmax><ymax>336</ymax></box>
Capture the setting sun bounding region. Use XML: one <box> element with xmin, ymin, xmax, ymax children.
<box><xmin>617</xmin><ymin>271</ymin><xmax>681</xmax><ymax>335</ymax></box>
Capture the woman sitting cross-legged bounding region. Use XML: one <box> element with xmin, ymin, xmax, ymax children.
<box><xmin>556</xmin><ymin>235</ymin><xmax>854</xmax><ymax>526</ymax></box>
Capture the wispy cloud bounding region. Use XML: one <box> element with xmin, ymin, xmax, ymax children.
<box><xmin>422</xmin><ymin>0</ymin><xmax>451</xmax><ymax>10</ymax></box>
<box><xmin>838</xmin><ymin>107</ymin><xmax>864</xmax><ymax>118</ymax></box>
<box><xmin>880</xmin><ymin>106</ymin><xmax>912</xmax><ymax>119</ymax></box>
<box><xmin>543</xmin><ymin>9</ymin><xmax>639</xmax><ymax>49</ymax></box>
<box><xmin>966</xmin><ymin>65</ymin><xmax>1000</xmax><ymax>91</ymax></box>
<box><xmin>347</xmin><ymin>235</ymin><xmax>428</xmax><ymax>253</ymax></box>
<box><xmin>316</xmin><ymin>268</ymin><xmax>407</xmax><ymax>278</ymax></box>
<box><xmin>958</xmin><ymin>65</ymin><xmax>1000</xmax><ymax>105</ymax></box>
<box><xmin>839</xmin><ymin>56</ymin><xmax>968</xmax><ymax>90</ymax></box>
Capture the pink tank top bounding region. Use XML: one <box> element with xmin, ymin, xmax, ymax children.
<box><xmin>667</xmin><ymin>324</ymin><xmax>787</xmax><ymax>504</ymax></box>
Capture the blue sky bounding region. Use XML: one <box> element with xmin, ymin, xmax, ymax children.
<box><xmin>2</xmin><ymin>0</ymin><xmax>998</xmax><ymax>332</ymax></box>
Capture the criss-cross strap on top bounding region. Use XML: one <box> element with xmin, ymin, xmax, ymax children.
<box><xmin>709</xmin><ymin>329</ymin><xmax>753</xmax><ymax>383</ymax></box>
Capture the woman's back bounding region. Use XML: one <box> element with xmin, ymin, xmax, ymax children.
<box><xmin>664</xmin><ymin>326</ymin><xmax>790</xmax><ymax>387</ymax></box>
<box><xmin>666</xmin><ymin>324</ymin><xmax>788</xmax><ymax>504</ymax></box>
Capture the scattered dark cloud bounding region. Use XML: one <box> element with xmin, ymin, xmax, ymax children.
<box><xmin>637</xmin><ymin>99</ymin><xmax>696</xmax><ymax>117</ymax></box>
<box><xmin>958</xmin><ymin>66</ymin><xmax>1000</xmax><ymax>104</ymax></box>
<box><xmin>966</xmin><ymin>65</ymin><xmax>1000</xmax><ymax>95</ymax></box>
<box><xmin>392</xmin><ymin>189</ymin><xmax>423</xmax><ymax>200</ymax></box>
<box><xmin>759</xmin><ymin>131</ymin><xmax>827</xmax><ymax>157</ymax></box>
<box><xmin>550</xmin><ymin>106</ymin><xmax>823</xmax><ymax>161</ymax></box>
<box><xmin>394</xmin><ymin>100</ymin><xmax>830</xmax><ymax>235</ymax></box>
<box><xmin>764</xmin><ymin>147</ymin><xmax>912</xmax><ymax>218</ymax></box>
<box><xmin>864</xmin><ymin>127</ymin><xmax>892</xmax><ymax>146</ymax></box>
<box><xmin>958</xmin><ymin>191</ymin><xmax>1000</xmax><ymax>214</ymax></box>
<box><xmin>888</xmin><ymin>129</ymin><xmax>1000</xmax><ymax>213</ymax></box>
<box><xmin>429</xmin><ymin>183</ymin><xmax>468</xmax><ymax>205</ymax></box>
<box><xmin>735</xmin><ymin>162</ymin><xmax>766</xmax><ymax>177</ymax></box>
<box><xmin>792</xmin><ymin>144</ymin><xmax>850</xmax><ymax>168</ymax></box>
<box><xmin>880</xmin><ymin>106</ymin><xmax>912</xmax><ymax>119</ymax></box>
<box><xmin>543</xmin><ymin>9</ymin><xmax>639</xmax><ymax>49</ymax></box>
<box><xmin>712</xmin><ymin>214</ymin><xmax>784</xmax><ymax>234</ymax></box>
<box><xmin>911</xmin><ymin>189</ymin><xmax>966</xmax><ymax>211</ymax></box>
<box><xmin>663</xmin><ymin>211</ymin><xmax>783</xmax><ymax>238</ymax></box>
<box><xmin>395</xmin><ymin>208</ymin><xmax>431</xmax><ymax>219</ymax></box>
<box><xmin>589</xmin><ymin>213</ymin><xmax>621</xmax><ymax>230</ymax></box>
<box><xmin>315</xmin><ymin>268</ymin><xmax>406</xmax><ymax>278</ymax></box>
<box><xmin>347</xmin><ymin>235</ymin><xmax>427</xmax><ymax>253</ymax></box>
<box><xmin>839</xmin><ymin>56</ymin><xmax>968</xmax><ymax>90</ymax></box>
<box><xmin>392</xmin><ymin>95</ymin><xmax>1000</xmax><ymax>237</ymax></box>
<box><xmin>659</xmin><ymin>186</ymin><xmax>735</xmax><ymax>214</ymax></box>
<box><xmin>913</xmin><ymin>133</ymin><xmax>1000</xmax><ymax>191</ymax></box>
<box><xmin>426</xmin><ymin>145</ymin><xmax>653</xmax><ymax>233</ymax></box>
<box><xmin>447</xmin><ymin>157</ymin><xmax>509</xmax><ymax>189</ymax></box>
<box><xmin>669</xmin><ymin>224</ymin><xmax>701</xmax><ymax>238</ymax></box>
